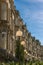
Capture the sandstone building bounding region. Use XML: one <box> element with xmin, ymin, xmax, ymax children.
<box><xmin>0</xmin><ymin>0</ymin><xmax>43</xmax><ymax>61</ymax></box>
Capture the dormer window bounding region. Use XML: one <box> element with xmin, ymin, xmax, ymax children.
<box><xmin>1</xmin><ymin>2</ymin><xmax>8</xmax><ymax>20</ymax></box>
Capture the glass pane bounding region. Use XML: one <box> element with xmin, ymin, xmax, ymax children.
<box><xmin>1</xmin><ymin>3</ymin><xmax>7</xmax><ymax>20</ymax></box>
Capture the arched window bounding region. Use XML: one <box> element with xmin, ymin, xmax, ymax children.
<box><xmin>1</xmin><ymin>2</ymin><xmax>8</xmax><ymax>20</ymax></box>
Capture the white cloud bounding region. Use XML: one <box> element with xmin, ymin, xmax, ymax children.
<box><xmin>31</xmin><ymin>11</ymin><xmax>43</xmax><ymax>22</ymax></box>
<box><xmin>22</xmin><ymin>8</ymin><xmax>43</xmax><ymax>24</ymax></box>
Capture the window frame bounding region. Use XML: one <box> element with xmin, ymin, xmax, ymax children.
<box><xmin>0</xmin><ymin>1</ymin><xmax>8</xmax><ymax>20</ymax></box>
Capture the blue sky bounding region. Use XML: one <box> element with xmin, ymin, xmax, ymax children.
<box><xmin>14</xmin><ymin>0</ymin><xmax>43</xmax><ymax>45</ymax></box>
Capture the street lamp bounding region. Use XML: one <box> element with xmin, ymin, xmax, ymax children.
<box><xmin>21</xmin><ymin>41</ymin><xmax>26</xmax><ymax>65</ymax></box>
<box><xmin>21</xmin><ymin>41</ymin><xmax>25</xmax><ymax>47</ymax></box>
<box><xmin>16</xmin><ymin>29</ymin><xmax>22</xmax><ymax>37</ymax></box>
<box><xmin>16</xmin><ymin>29</ymin><xmax>23</xmax><ymax>65</ymax></box>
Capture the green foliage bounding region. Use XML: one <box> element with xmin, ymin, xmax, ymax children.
<box><xmin>20</xmin><ymin>45</ymin><xmax>24</xmax><ymax>61</ymax></box>
<box><xmin>15</xmin><ymin>39</ymin><xmax>24</xmax><ymax>62</ymax></box>
<box><xmin>0</xmin><ymin>61</ymin><xmax>43</xmax><ymax>65</ymax></box>
<box><xmin>15</xmin><ymin>39</ymin><xmax>20</xmax><ymax>59</ymax></box>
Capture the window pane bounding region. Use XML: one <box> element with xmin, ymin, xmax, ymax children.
<box><xmin>1</xmin><ymin>3</ymin><xmax>7</xmax><ymax>20</ymax></box>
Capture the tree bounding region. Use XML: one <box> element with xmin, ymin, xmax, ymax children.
<box><xmin>15</xmin><ymin>39</ymin><xmax>24</xmax><ymax>63</ymax></box>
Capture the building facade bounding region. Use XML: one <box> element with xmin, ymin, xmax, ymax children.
<box><xmin>0</xmin><ymin>0</ymin><xmax>43</xmax><ymax>61</ymax></box>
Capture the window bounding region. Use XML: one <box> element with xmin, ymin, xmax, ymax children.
<box><xmin>2</xmin><ymin>32</ymin><xmax>6</xmax><ymax>37</ymax></box>
<box><xmin>1</xmin><ymin>2</ymin><xmax>7</xmax><ymax>20</ymax></box>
